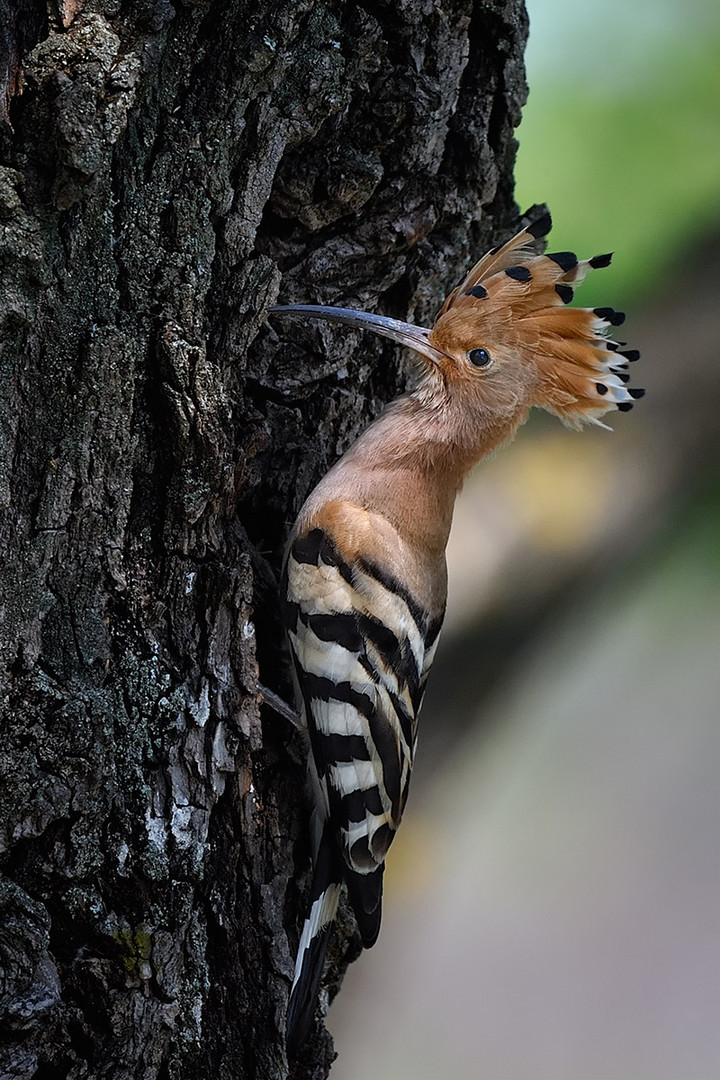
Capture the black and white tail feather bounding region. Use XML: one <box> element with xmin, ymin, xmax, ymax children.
<box><xmin>283</xmin><ymin>523</ymin><xmax>440</xmax><ymax>1052</ymax></box>
<box><xmin>286</xmin><ymin>822</ymin><xmax>342</xmax><ymax>1055</ymax></box>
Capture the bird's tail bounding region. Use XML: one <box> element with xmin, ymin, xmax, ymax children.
<box><xmin>286</xmin><ymin>823</ymin><xmax>342</xmax><ymax>1055</ymax></box>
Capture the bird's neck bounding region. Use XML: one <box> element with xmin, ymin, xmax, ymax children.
<box><xmin>350</xmin><ymin>391</ymin><xmax>526</xmax><ymax>486</ymax></box>
<box><xmin>312</xmin><ymin>391</ymin><xmax>527</xmax><ymax>557</ymax></box>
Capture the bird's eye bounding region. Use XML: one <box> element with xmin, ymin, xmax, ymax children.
<box><xmin>468</xmin><ymin>347</ymin><xmax>492</xmax><ymax>368</ymax></box>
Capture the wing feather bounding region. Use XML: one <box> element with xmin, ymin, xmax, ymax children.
<box><xmin>283</xmin><ymin>526</ymin><xmax>435</xmax><ymax>889</ymax></box>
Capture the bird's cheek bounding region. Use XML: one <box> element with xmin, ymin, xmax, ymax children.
<box><xmin>476</xmin><ymin>367</ymin><xmax>530</xmax><ymax>416</ymax></box>
<box><xmin>503</xmin><ymin>361</ymin><xmax>538</xmax><ymax>401</ymax></box>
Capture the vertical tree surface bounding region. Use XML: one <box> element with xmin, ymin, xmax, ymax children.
<box><xmin>0</xmin><ymin>1</ymin><xmax>528</xmax><ymax>1076</ymax></box>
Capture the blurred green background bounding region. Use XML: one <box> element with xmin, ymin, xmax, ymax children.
<box><xmin>328</xmin><ymin>1</ymin><xmax>720</xmax><ymax>1077</ymax></box>
<box><xmin>516</xmin><ymin>0</ymin><xmax>720</xmax><ymax>307</ymax></box>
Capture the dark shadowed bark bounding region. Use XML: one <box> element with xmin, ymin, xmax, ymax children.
<box><xmin>0</xmin><ymin>1</ymin><xmax>528</xmax><ymax>1076</ymax></box>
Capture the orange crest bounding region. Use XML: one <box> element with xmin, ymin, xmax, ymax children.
<box><xmin>429</xmin><ymin>211</ymin><xmax>643</xmax><ymax>428</ymax></box>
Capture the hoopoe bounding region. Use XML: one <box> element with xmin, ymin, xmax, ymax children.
<box><xmin>273</xmin><ymin>210</ymin><xmax>643</xmax><ymax>1052</ymax></box>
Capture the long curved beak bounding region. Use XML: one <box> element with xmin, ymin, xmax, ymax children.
<box><xmin>270</xmin><ymin>304</ymin><xmax>443</xmax><ymax>366</ymax></box>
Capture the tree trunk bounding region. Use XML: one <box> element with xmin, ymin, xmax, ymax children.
<box><xmin>0</xmin><ymin>1</ymin><xmax>528</xmax><ymax>1076</ymax></box>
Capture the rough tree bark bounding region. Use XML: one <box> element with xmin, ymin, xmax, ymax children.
<box><xmin>0</xmin><ymin>1</ymin><xmax>528</xmax><ymax>1076</ymax></box>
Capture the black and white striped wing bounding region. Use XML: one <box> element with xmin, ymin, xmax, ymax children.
<box><xmin>284</xmin><ymin>527</ymin><xmax>441</xmax><ymax>898</ymax></box>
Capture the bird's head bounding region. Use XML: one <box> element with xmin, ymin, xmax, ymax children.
<box><xmin>271</xmin><ymin>211</ymin><xmax>643</xmax><ymax>433</ymax></box>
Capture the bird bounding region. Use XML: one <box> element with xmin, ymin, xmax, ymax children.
<box><xmin>271</xmin><ymin>210</ymin><xmax>643</xmax><ymax>1053</ymax></box>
